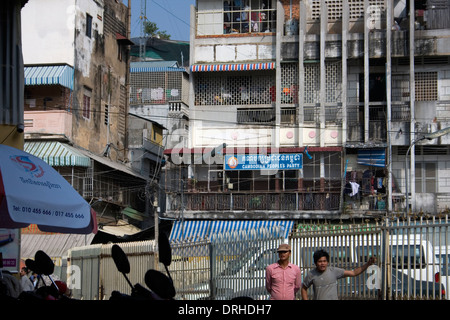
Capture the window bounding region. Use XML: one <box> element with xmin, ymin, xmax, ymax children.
<box><xmin>86</xmin><ymin>13</ymin><xmax>92</xmax><ymax>38</ymax></box>
<box><xmin>391</xmin><ymin>245</ymin><xmax>426</xmax><ymax>269</ymax></box>
<box><xmin>415</xmin><ymin>162</ymin><xmax>436</xmax><ymax>193</ymax></box>
<box><xmin>197</xmin><ymin>0</ymin><xmax>276</xmax><ymax>36</ymax></box>
<box><xmin>415</xmin><ymin>72</ymin><xmax>438</xmax><ymax>101</ymax></box>
<box><xmin>83</xmin><ymin>87</ymin><xmax>92</xmax><ymax>120</ymax></box>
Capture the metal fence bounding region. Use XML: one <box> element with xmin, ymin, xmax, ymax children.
<box><xmin>171</xmin><ymin>216</ymin><xmax>450</xmax><ymax>300</ymax></box>
<box><xmin>67</xmin><ymin>216</ymin><xmax>450</xmax><ymax>300</ymax></box>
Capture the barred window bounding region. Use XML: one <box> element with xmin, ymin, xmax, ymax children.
<box><xmin>130</xmin><ymin>71</ymin><xmax>183</xmax><ymax>105</ymax></box>
<box><xmin>194</xmin><ymin>72</ymin><xmax>275</xmax><ymax>106</ymax></box>
<box><xmin>197</xmin><ymin>0</ymin><xmax>276</xmax><ymax>36</ymax></box>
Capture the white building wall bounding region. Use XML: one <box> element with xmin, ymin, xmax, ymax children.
<box><xmin>21</xmin><ymin>0</ymin><xmax>104</xmax><ymax>75</ymax></box>
<box><xmin>21</xmin><ymin>0</ymin><xmax>76</xmax><ymax>66</ymax></box>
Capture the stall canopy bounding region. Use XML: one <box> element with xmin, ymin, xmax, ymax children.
<box><xmin>169</xmin><ymin>219</ymin><xmax>294</xmax><ymax>242</ymax></box>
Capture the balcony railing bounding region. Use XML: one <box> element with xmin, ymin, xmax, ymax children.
<box><xmin>168</xmin><ymin>191</ymin><xmax>341</xmax><ymax>212</ymax></box>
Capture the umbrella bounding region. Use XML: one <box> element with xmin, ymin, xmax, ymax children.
<box><xmin>0</xmin><ymin>144</ymin><xmax>97</xmax><ymax>234</ymax></box>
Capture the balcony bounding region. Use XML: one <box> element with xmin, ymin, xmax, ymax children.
<box><xmin>24</xmin><ymin>110</ymin><xmax>73</xmax><ymax>140</ymax></box>
<box><xmin>166</xmin><ymin>191</ymin><xmax>342</xmax><ymax>219</ymax></box>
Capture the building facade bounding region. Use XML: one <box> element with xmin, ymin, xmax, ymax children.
<box><xmin>20</xmin><ymin>0</ymin><xmax>152</xmax><ymax>233</ymax></box>
<box><xmin>163</xmin><ymin>0</ymin><xmax>450</xmax><ymax>224</ymax></box>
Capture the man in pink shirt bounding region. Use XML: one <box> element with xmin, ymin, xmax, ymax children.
<box><xmin>265</xmin><ymin>243</ymin><xmax>302</xmax><ymax>300</ymax></box>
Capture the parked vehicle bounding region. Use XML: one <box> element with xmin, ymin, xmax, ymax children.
<box><xmin>435</xmin><ymin>245</ymin><xmax>450</xmax><ymax>299</ymax></box>
<box><xmin>212</xmin><ymin>242</ymin><xmax>280</xmax><ymax>300</ymax></box>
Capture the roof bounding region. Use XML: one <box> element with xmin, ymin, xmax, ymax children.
<box><xmin>20</xmin><ymin>232</ymin><xmax>95</xmax><ymax>260</ymax></box>
<box><xmin>98</xmin><ymin>219</ymin><xmax>142</xmax><ymax>237</ymax></box>
<box><xmin>130</xmin><ymin>37</ymin><xmax>190</xmax><ymax>67</ymax></box>
<box><xmin>75</xmin><ymin>147</ymin><xmax>148</xmax><ymax>181</ymax></box>
<box><xmin>130</xmin><ymin>61</ymin><xmax>186</xmax><ymax>73</ymax></box>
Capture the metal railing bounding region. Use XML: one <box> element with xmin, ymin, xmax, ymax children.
<box><xmin>171</xmin><ymin>191</ymin><xmax>342</xmax><ymax>212</ymax></box>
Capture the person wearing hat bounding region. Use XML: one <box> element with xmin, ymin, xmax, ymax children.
<box><xmin>265</xmin><ymin>243</ymin><xmax>301</xmax><ymax>300</ymax></box>
<box><xmin>301</xmin><ymin>249</ymin><xmax>376</xmax><ymax>300</ymax></box>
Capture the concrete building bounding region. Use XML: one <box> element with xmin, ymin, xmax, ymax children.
<box><xmin>19</xmin><ymin>0</ymin><xmax>152</xmax><ymax>236</ymax></box>
<box><xmin>163</xmin><ymin>0</ymin><xmax>450</xmax><ymax>234</ymax></box>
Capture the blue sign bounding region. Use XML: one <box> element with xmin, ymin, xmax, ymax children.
<box><xmin>225</xmin><ymin>154</ymin><xmax>303</xmax><ymax>171</ymax></box>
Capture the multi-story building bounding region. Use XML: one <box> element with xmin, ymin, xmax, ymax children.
<box><xmin>164</xmin><ymin>0</ymin><xmax>450</xmax><ymax>238</ymax></box>
<box><xmin>19</xmin><ymin>0</ymin><xmax>153</xmax><ymax>237</ymax></box>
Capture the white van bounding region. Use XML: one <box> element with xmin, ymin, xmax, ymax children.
<box><xmin>434</xmin><ymin>245</ymin><xmax>450</xmax><ymax>299</ymax></box>
<box><xmin>293</xmin><ymin>234</ymin><xmax>445</xmax><ymax>299</ymax></box>
<box><xmin>212</xmin><ymin>241</ymin><xmax>282</xmax><ymax>300</ymax></box>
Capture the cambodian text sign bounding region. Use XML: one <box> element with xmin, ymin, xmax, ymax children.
<box><xmin>225</xmin><ymin>154</ymin><xmax>303</xmax><ymax>170</ymax></box>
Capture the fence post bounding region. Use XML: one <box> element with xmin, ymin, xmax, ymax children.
<box><xmin>209</xmin><ymin>242</ymin><xmax>215</xmax><ymax>300</ymax></box>
<box><xmin>381</xmin><ymin>217</ymin><xmax>390</xmax><ymax>300</ymax></box>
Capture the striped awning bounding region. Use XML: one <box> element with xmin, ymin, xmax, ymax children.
<box><xmin>169</xmin><ymin>220</ymin><xmax>294</xmax><ymax>242</ymax></box>
<box><xmin>357</xmin><ymin>149</ymin><xmax>386</xmax><ymax>167</ymax></box>
<box><xmin>24</xmin><ymin>65</ymin><xmax>74</xmax><ymax>90</ymax></box>
<box><xmin>24</xmin><ymin>141</ymin><xmax>91</xmax><ymax>167</ymax></box>
<box><xmin>190</xmin><ymin>62</ymin><xmax>275</xmax><ymax>72</ymax></box>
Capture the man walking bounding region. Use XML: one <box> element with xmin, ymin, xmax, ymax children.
<box><xmin>301</xmin><ymin>249</ymin><xmax>376</xmax><ymax>300</ymax></box>
<box><xmin>265</xmin><ymin>243</ymin><xmax>302</xmax><ymax>300</ymax></box>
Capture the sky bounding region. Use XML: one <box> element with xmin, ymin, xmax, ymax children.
<box><xmin>128</xmin><ymin>0</ymin><xmax>196</xmax><ymax>42</ymax></box>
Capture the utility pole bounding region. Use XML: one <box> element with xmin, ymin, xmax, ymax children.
<box><xmin>139</xmin><ymin>0</ymin><xmax>147</xmax><ymax>60</ymax></box>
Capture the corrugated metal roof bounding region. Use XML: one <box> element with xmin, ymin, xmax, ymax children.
<box><xmin>20</xmin><ymin>233</ymin><xmax>95</xmax><ymax>260</ymax></box>
<box><xmin>24</xmin><ymin>141</ymin><xmax>91</xmax><ymax>167</ymax></box>
<box><xmin>24</xmin><ymin>65</ymin><xmax>74</xmax><ymax>90</ymax></box>
<box><xmin>76</xmin><ymin>148</ymin><xmax>147</xmax><ymax>180</ymax></box>
<box><xmin>130</xmin><ymin>61</ymin><xmax>186</xmax><ymax>73</ymax></box>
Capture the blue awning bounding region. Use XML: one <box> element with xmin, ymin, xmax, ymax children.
<box><xmin>169</xmin><ymin>220</ymin><xmax>294</xmax><ymax>242</ymax></box>
<box><xmin>24</xmin><ymin>65</ymin><xmax>74</xmax><ymax>90</ymax></box>
<box><xmin>24</xmin><ymin>141</ymin><xmax>91</xmax><ymax>167</ymax></box>
<box><xmin>357</xmin><ymin>149</ymin><xmax>386</xmax><ymax>167</ymax></box>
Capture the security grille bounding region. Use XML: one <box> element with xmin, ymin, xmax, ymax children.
<box><xmin>415</xmin><ymin>72</ymin><xmax>438</xmax><ymax>101</ymax></box>
<box><xmin>281</xmin><ymin>63</ymin><xmax>299</xmax><ymax>105</ymax></box>
<box><xmin>194</xmin><ymin>72</ymin><xmax>275</xmax><ymax>106</ymax></box>
<box><xmin>305</xmin><ymin>64</ymin><xmax>320</xmax><ymax>104</ymax></box>
<box><xmin>304</xmin><ymin>62</ymin><xmax>342</xmax><ymax>104</ymax></box>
